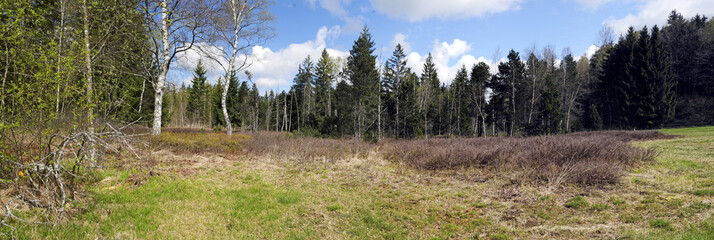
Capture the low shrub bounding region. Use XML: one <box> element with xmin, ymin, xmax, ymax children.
<box><xmin>381</xmin><ymin>131</ymin><xmax>661</xmax><ymax>185</ymax></box>
<box><xmin>565</xmin><ymin>196</ymin><xmax>589</xmax><ymax>209</ymax></box>
<box><xmin>153</xmin><ymin>129</ymin><xmax>666</xmax><ymax>187</ymax></box>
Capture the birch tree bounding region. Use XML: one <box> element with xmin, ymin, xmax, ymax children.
<box><xmin>142</xmin><ymin>0</ymin><xmax>212</xmax><ymax>135</ymax></box>
<box><xmin>203</xmin><ymin>0</ymin><xmax>275</xmax><ymax>135</ymax></box>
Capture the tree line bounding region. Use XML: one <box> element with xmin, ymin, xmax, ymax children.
<box><xmin>172</xmin><ymin>10</ymin><xmax>713</xmax><ymax>139</ymax></box>
<box><xmin>2</xmin><ymin>0</ymin><xmax>712</xmax><ymax>143</ymax></box>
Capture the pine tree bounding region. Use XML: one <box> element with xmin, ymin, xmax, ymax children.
<box><xmin>492</xmin><ymin>50</ymin><xmax>526</xmax><ymax>136</ymax></box>
<box><xmin>214</xmin><ymin>73</ymin><xmax>240</xmax><ymax>127</ymax></box>
<box><xmin>419</xmin><ymin>53</ymin><xmax>440</xmax><ymax>137</ymax></box>
<box><xmin>598</xmin><ymin>27</ymin><xmax>637</xmax><ymax>129</ymax></box>
<box><xmin>470</xmin><ymin>62</ymin><xmax>490</xmax><ymax>137</ymax></box>
<box><xmin>383</xmin><ymin>44</ymin><xmax>409</xmax><ymax>137</ymax></box>
<box><xmin>314</xmin><ymin>49</ymin><xmax>335</xmax><ymax>134</ymax></box>
<box><xmin>346</xmin><ymin>26</ymin><xmax>380</xmax><ymax>139</ymax></box>
<box><xmin>293</xmin><ymin>56</ymin><xmax>314</xmax><ymax>131</ymax></box>
<box><xmin>334</xmin><ymin>80</ymin><xmax>353</xmax><ymax>136</ymax></box>
<box><xmin>187</xmin><ymin>60</ymin><xmax>208</xmax><ymax>125</ymax></box>
<box><xmin>397</xmin><ymin>72</ymin><xmax>420</xmax><ymax>138</ymax></box>
<box><xmin>584</xmin><ymin>104</ymin><xmax>603</xmax><ymax>130</ymax></box>
<box><xmin>532</xmin><ymin>75</ymin><xmax>563</xmax><ymax>135</ymax></box>
<box><xmin>450</xmin><ymin>65</ymin><xmax>471</xmax><ymax>136</ymax></box>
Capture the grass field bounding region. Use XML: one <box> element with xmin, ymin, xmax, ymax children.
<box><xmin>11</xmin><ymin>127</ymin><xmax>714</xmax><ymax>239</ymax></box>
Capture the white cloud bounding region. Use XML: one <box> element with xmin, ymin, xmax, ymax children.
<box><xmin>244</xmin><ymin>33</ymin><xmax>502</xmax><ymax>92</ymax></box>
<box><xmin>585</xmin><ymin>45</ymin><xmax>599</xmax><ymax>59</ymax></box>
<box><xmin>402</xmin><ymin>39</ymin><xmax>500</xmax><ymax>85</ymax></box>
<box><xmin>389</xmin><ymin>33</ymin><xmax>412</xmax><ymax>53</ymax></box>
<box><xmin>605</xmin><ymin>0</ymin><xmax>714</xmax><ymax>34</ymax></box>
<box><xmin>308</xmin><ymin>0</ymin><xmax>363</xmax><ymax>34</ymax></box>
<box><xmin>368</xmin><ymin>0</ymin><xmax>523</xmax><ymax>22</ymax></box>
<box><xmin>243</xmin><ymin>26</ymin><xmax>349</xmax><ymax>91</ymax></box>
<box><xmin>173</xmin><ymin>43</ymin><xmax>230</xmax><ymax>86</ymax></box>
<box><xmin>572</xmin><ymin>0</ymin><xmax>613</xmax><ymax>9</ymax></box>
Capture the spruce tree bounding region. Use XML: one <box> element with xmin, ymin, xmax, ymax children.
<box><xmin>293</xmin><ymin>56</ymin><xmax>314</xmax><ymax>131</ymax></box>
<box><xmin>383</xmin><ymin>44</ymin><xmax>409</xmax><ymax>137</ymax></box>
<box><xmin>650</xmin><ymin>25</ymin><xmax>676</xmax><ymax>128</ymax></box>
<box><xmin>237</xmin><ymin>81</ymin><xmax>250</xmax><ymax>129</ymax></box>
<box><xmin>334</xmin><ymin>80</ymin><xmax>353</xmax><ymax>136</ymax></box>
<box><xmin>492</xmin><ymin>50</ymin><xmax>526</xmax><ymax>136</ymax></box>
<box><xmin>419</xmin><ymin>53</ymin><xmax>441</xmax><ymax>137</ymax></box>
<box><xmin>398</xmin><ymin>72</ymin><xmax>420</xmax><ymax>138</ymax></box>
<box><xmin>470</xmin><ymin>62</ymin><xmax>490</xmax><ymax>137</ymax></box>
<box><xmin>346</xmin><ymin>26</ymin><xmax>380</xmax><ymax>139</ymax></box>
<box><xmin>187</xmin><ymin>60</ymin><xmax>208</xmax><ymax>125</ymax></box>
<box><xmin>314</xmin><ymin>49</ymin><xmax>335</xmax><ymax>134</ymax></box>
<box><xmin>584</xmin><ymin>104</ymin><xmax>603</xmax><ymax>130</ymax></box>
<box><xmin>533</xmin><ymin>75</ymin><xmax>563</xmax><ymax>135</ymax></box>
<box><xmin>451</xmin><ymin>65</ymin><xmax>471</xmax><ymax>136</ymax></box>
<box><xmin>214</xmin><ymin>73</ymin><xmax>240</xmax><ymax>127</ymax></box>
<box><xmin>598</xmin><ymin>27</ymin><xmax>637</xmax><ymax>129</ymax></box>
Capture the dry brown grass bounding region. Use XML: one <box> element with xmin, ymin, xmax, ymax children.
<box><xmin>381</xmin><ymin>131</ymin><xmax>666</xmax><ymax>185</ymax></box>
<box><xmin>151</xmin><ymin>129</ymin><xmax>668</xmax><ymax>186</ymax></box>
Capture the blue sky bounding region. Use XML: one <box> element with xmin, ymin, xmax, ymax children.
<box><xmin>170</xmin><ymin>0</ymin><xmax>714</xmax><ymax>93</ymax></box>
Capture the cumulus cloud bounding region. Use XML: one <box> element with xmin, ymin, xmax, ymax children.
<box><xmin>585</xmin><ymin>45</ymin><xmax>599</xmax><ymax>59</ymax></box>
<box><xmin>389</xmin><ymin>33</ymin><xmax>412</xmax><ymax>53</ymax></box>
<box><xmin>605</xmin><ymin>0</ymin><xmax>714</xmax><ymax>34</ymax></box>
<box><xmin>172</xmin><ymin>43</ymin><xmax>230</xmax><ymax>86</ymax></box>
<box><xmin>243</xmin><ymin>33</ymin><xmax>502</xmax><ymax>92</ymax></box>
<box><xmin>400</xmin><ymin>38</ymin><xmax>500</xmax><ymax>85</ymax></box>
<box><xmin>368</xmin><ymin>0</ymin><xmax>523</xmax><ymax>22</ymax></box>
<box><xmin>243</xmin><ymin>26</ymin><xmax>349</xmax><ymax>91</ymax></box>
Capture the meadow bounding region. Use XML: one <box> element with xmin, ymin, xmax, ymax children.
<box><xmin>10</xmin><ymin>127</ymin><xmax>714</xmax><ymax>239</ymax></box>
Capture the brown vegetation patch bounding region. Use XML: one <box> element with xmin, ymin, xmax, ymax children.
<box><xmin>151</xmin><ymin>130</ymin><xmax>253</xmax><ymax>154</ymax></box>
<box><xmin>381</xmin><ymin>131</ymin><xmax>666</xmax><ymax>186</ymax></box>
<box><xmin>249</xmin><ymin>132</ymin><xmax>372</xmax><ymax>162</ymax></box>
<box><xmin>151</xmin><ymin>130</ymin><xmax>669</xmax><ymax>186</ymax></box>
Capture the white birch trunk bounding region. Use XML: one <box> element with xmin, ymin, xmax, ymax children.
<box><xmin>83</xmin><ymin>0</ymin><xmax>96</xmax><ymax>162</ymax></box>
<box><xmin>56</xmin><ymin>0</ymin><xmax>65</xmax><ymax>114</ymax></box>
<box><xmin>152</xmin><ymin>0</ymin><xmax>170</xmax><ymax>136</ymax></box>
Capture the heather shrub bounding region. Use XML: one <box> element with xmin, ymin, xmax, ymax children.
<box><xmin>381</xmin><ymin>131</ymin><xmax>663</xmax><ymax>185</ymax></box>
<box><xmin>154</xmin><ymin>129</ymin><xmax>664</xmax><ymax>186</ymax></box>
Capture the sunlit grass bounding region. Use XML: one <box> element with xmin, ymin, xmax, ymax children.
<box><xmin>11</xmin><ymin>126</ymin><xmax>714</xmax><ymax>239</ymax></box>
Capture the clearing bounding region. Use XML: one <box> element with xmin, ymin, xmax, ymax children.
<box><xmin>13</xmin><ymin>127</ymin><xmax>714</xmax><ymax>239</ymax></box>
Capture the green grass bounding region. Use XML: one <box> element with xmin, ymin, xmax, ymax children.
<box><xmin>10</xmin><ymin>126</ymin><xmax>714</xmax><ymax>239</ymax></box>
<box><xmin>628</xmin><ymin>126</ymin><xmax>714</xmax><ymax>239</ymax></box>
<box><xmin>650</xmin><ymin>219</ymin><xmax>673</xmax><ymax>230</ymax></box>
<box><xmin>13</xmin><ymin>173</ymin><xmax>316</xmax><ymax>239</ymax></box>
<box><xmin>565</xmin><ymin>196</ymin><xmax>589</xmax><ymax>209</ymax></box>
<box><xmin>692</xmin><ymin>189</ymin><xmax>714</xmax><ymax>196</ymax></box>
